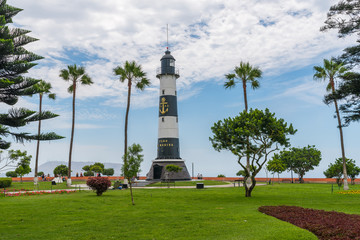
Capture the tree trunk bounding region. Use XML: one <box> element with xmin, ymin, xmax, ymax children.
<box><xmin>124</xmin><ymin>79</ymin><xmax>132</xmax><ymax>170</ymax></box>
<box><xmin>278</xmin><ymin>173</ymin><xmax>280</xmax><ymax>184</ymax></box>
<box><xmin>245</xmin><ymin>175</ymin><xmax>256</xmax><ymax>197</ymax></box>
<box><xmin>242</xmin><ymin>80</ymin><xmax>248</xmax><ymax>112</ymax></box>
<box><xmin>34</xmin><ymin>94</ymin><xmax>43</xmax><ymax>183</ymax></box>
<box><xmin>68</xmin><ymin>81</ymin><xmax>76</xmax><ymax>186</ymax></box>
<box><xmin>129</xmin><ymin>179</ymin><xmax>135</xmax><ymax>205</ymax></box>
<box><xmin>331</xmin><ymin>79</ymin><xmax>349</xmax><ymax>191</ymax></box>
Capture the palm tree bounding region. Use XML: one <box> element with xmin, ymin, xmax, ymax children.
<box><xmin>313</xmin><ymin>58</ymin><xmax>349</xmax><ymax>190</ymax></box>
<box><xmin>224</xmin><ymin>61</ymin><xmax>262</xmax><ymax>191</ymax></box>
<box><xmin>224</xmin><ymin>61</ymin><xmax>262</xmax><ymax>111</ymax></box>
<box><xmin>60</xmin><ymin>65</ymin><xmax>93</xmax><ymax>186</ymax></box>
<box><xmin>113</xmin><ymin>61</ymin><xmax>150</xmax><ymax>169</ymax></box>
<box><xmin>33</xmin><ymin>80</ymin><xmax>56</xmax><ymax>183</ymax></box>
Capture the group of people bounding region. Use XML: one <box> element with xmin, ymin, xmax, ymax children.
<box><xmin>41</xmin><ymin>173</ymin><xmax>50</xmax><ymax>181</ymax></box>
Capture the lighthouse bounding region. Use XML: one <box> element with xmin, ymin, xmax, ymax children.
<box><xmin>146</xmin><ymin>49</ymin><xmax>191</xmax><ymax>181</ymax></box>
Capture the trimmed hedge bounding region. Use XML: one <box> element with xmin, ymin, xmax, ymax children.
<box><xmin>259</xmin><ymin>205</ymin><xmax>360</xmax><ymax>240</ymax></box>
<box><xmin>0</xmin><ymin>178</ymin><xmax>12</xmax><ymax>188</ymax></box>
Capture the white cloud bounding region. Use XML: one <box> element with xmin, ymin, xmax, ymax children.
<box><xmin>10</xmin><ymin>0</ymin><xmax>353</xmax><ymax>109</ymax></box>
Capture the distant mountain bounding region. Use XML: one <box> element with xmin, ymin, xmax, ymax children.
<box><xmin>37</xmin><ymin>161</ymin><xmax>123</xmax><ymax>177</ymax></box>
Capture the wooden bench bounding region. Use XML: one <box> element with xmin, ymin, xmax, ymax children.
<box><xmin>234</xmin><ymin>179</ymin><xmax>245</xmax><ymax>187</ymax></box>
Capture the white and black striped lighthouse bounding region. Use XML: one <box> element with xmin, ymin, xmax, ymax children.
<box><xmin>146</xmin><ymin>49</ymin><xmax>191</xmax><ymax>181</ymax></box>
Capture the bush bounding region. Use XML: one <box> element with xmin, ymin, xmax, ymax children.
<box><xmin>0</xmin><ymin>178</ymin><xmax>12</xmax><ymax>188</ymax></box>
<box><xmin>103</xmin><ymin>168</ymin><xmax>114</xmax><ymax>176</ymax></box>
<box><xmin>84</xmin><ymin>171</ymin><xmax>94</xmax><ymax>177</ymax></box>
<box><xmin>217</xmin><ymin>174</ymin><xmax>225</xmax><ymax>178</ymax></box>
<box><xmin>37</xmin><ymin>171</ymin><xmax>44</xmax><ymax>177</ymax></box>
<box><xmin>258</xmin><ymin>205</ymin><xmax>360</xmax><ymax>240</ymax></box>
<box><xmin>6</xmin><ymin>171</ymin><xmax>17</xmax><ymax>177</ymax></box>
<box><xmin>86</xmin><ymin>177</ymin><xmax>111</xmax><ymax>196</ymax></box>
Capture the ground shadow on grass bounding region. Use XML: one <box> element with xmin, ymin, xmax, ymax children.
<box><xmin>259</xmin><ymin>205</ymin><xmax>360</xmax><ymax>240</ymax></box>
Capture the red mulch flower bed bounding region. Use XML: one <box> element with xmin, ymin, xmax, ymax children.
<box><xmin>258</xmin><ymin>205</ymin><xmax>360</xmax><ymax>240</ymax></box>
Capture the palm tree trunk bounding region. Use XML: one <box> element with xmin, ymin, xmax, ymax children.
<box><xmin>34</xmin><ymin>94</ymin><xmax>43</xmax><ymax>183</ymax></box>
<box><xmin>330</xmin><ymin>79</ymin><xmax>349</xmax><ymax>190</ymax></box>
<box><xmin>124</xmin><ymin>79</ymin><xmax>132</xmax><ymax>164</ymax></box>
<box><xmin>68</xmin><ymin>81</ymin><xmax>76</xmax><ymax>186</ymax></box>
<box><xmin>242</xmin><ymin>80</ymin><xmax>252</xmax><ymax>188</ymax></box>
<box><xmin>334</xmin><ymin>98</ymin><xmax>349</xmax><ymax>190</ymax></box>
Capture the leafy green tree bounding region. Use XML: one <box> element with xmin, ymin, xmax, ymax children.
<box><xmin>60</xmin><ymin>65</ymin><xmax>93</xmax><ymax>185</ymax></box>
<box><xmin>210</xmin><ymin>108</ymin><xmax>296</xmax><ymax>197</ymax></box>
<box><xmin>277</xmin><ymin>146</ymin><xmax>321</xmax><ymax>183</ymax></box>
<box><xmin>224</xmin><ymin>62</ymin><xmax>262</xmax><ymax>187</ymax></box>
<box><xmin>31</xmin><ymin>80</ymin><xmax>57</xmax><ymax>180</ymax></box>
<box><xmin>90</xmin><ymin>165</ymin><xmax>103</xmax><ymax>175</ymax></box>
<box><xmin>82</xmin><ymin>165</ymin><xmax>91</xmax><ymax>171</ymax></box>
<box><xmin>37</xmin><ymin>171</ymin><xmax>44</xmax><ymax>177</ymax></box>
<box><xmin>324</xmin><ymin>158</ymin><xmax>360</xmax><ymax>185</ymax></box>
<box><xmin>5</xmin><ymin>171</ymin><xmax>17</xmax><ymax>177</ymax></box>
<box><xmin>122</xmin><ymin>143</ymin><xmax>144</xmax><ymax>205</ymax></box>
<box><xmin>13</xmin><ymin>150</ymin><xmax>31</xmax><ymax>183</ymax></box>
<box><xmin>103</xmin><ymin>168</ymin><xmax>114</xmax><ymax>176</ymax></box>
<box><xmin>53</xmin><ymin>164</ymin><xmax>68</xmax><ymax>177</ymax></box>
<box><xmin>0</xmin><ymin>0</ymin><xmax>62</xmax><ymax>150</ymax></box>
<box><xmin>266</xmin><ymin>156</ymin><xmax>286</xmax><ymax>183</ymax></box>
<box><xmin>314</xmin><ymin>58</ymin><xmax>349</xmax><ymax>190</ymax></box>
<box><xmin>113</xmin><ymin>61</ymin><xmax>150</xmax><ymax>170</ymax></box>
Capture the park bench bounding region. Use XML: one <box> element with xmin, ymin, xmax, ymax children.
<box><xmin>234</xmin><ymin>179</ymin><xmax>245</xmax><ymax>187</ymax></box>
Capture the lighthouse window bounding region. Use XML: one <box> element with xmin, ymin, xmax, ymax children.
<box><xmin>170</xmin><ymin>59</ymin><xmax>175</xmax><ymax>67</ymax></box>
<box><xmin>162</xmin><ymin>89</ymin><xmax>165</xmax><ymax>95</ymax></box>
<box><xmin>175</xmin><ymin>91</ymin><xmax>177</xmax><ymax>95</ymax></box>
<box><xmin>162</xmin><ymin>117</ymin><xmax>164</xmax><ymax>122</ymax></box>
<box><xmin>176</xmin><ymin>117</ymin><xmax>178</xmax><ymax>122</ymax></box>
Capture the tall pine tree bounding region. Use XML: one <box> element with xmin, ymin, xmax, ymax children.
<box><xmin>0</xmin><ymin>0</ymin><xmax>63</xmax><ymax>150</ymax></box>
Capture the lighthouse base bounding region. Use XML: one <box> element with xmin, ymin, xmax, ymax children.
<box><xmin>146</xmin><ymin>159</ymin><xmax>191</xmax><ymax>181</ymax></box>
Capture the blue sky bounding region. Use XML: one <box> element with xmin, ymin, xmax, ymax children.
<box><xmin>4</xmin><ymin>0</ymin><xmax>359</xmax><ymax>178</ymax></box>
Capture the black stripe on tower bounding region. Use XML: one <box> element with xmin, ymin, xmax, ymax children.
<box><xmin>159</xmin><ymin>95</ymin><xmax>178</xmax><ymax>117</ymax></box>
<box><xmin>157</xmin><ymin>138</ymin><xmax>180</xmax><ymax>159</ymax></box>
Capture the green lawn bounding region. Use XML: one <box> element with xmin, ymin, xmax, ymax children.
<box><xmin>1</xmin><ymin>181</ymin><xmax>79</xmax><ymax>191</ymax></box>
<box><xmin>1</xmin><ymin>184</ymin><xmax>360</xmax><ymax>240</ymax></box>
<box><xmin>146</xmin><ymin>180</ymin><xmax>230</xmax><ymax>187</ymax></box>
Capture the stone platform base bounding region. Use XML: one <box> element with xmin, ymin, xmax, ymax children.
<box><xmin>146</xmin><ymin>159</ymin><xmax>191</xmax><ymax>181</ymax></box>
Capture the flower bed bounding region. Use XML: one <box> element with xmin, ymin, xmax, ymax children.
<box><xmin>258</xmin><ymin>205</ymin><xmax>360</xmax><ymax>240</ymax></box>
<box><xmin>338</xmin><ymin>190</ymin><xmax>360</xmax><ymax>195</ymax></box>
<box><xmin>2</xmin><ymin>189</ymin><xmax>77</xmax><ymax>197</ymax></box>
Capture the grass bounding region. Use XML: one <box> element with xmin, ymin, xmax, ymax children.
<box><xmin>0</xmin><ymin>181</ymin><xmax>78</xmax><ymax>192</ymax></box>
<box><xmin>1</xmin><ymin>183</ymin><xmax>360</xmax><ymax>240</ymax></box>
<box><xmin>146</xmin><ymin>180</ymin><xmax>230</xmax><ymax>187</ymax></box>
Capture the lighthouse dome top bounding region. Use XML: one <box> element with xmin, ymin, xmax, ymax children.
<box><xmin>160</xmin><ymin>50</ymin><xmax>175</xmax><ymax>61</ymax></box>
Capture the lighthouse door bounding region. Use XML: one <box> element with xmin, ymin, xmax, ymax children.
<box><xmin>153</xmin><ymin>165</ymin><xmax>163</xmax><ymax>179</ymax></box>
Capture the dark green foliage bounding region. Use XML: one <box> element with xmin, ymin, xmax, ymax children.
<box><xmin>37</xmin><ymin>171</ymin><xmax>44</xmax><ymax>177</ymax></box>
<box><xmin>267</xmin><ymin>156</ymin><xmax>287</xmax><ymax>182</ymax></box>
<box><xmin>324</xmin><ymin>158</ymin><xmax>360</xmax><ymax>185</ymax></box>
<box><xmin>90</xmin><ymin>162</ymin><xmax>104</xmax><ymax>174</ymax></box>
<box><xmin>53</xmin><ymin>164</ymin><xmax>68</xmax><ymax>176</ymax></box>
<box><xmin>13</xmin><ymin>150</ymin><xmax>31</xmax><ymax>183</ymax></box>
<box><xmin>102</xmin><ymin>168</ymin><xmax>114</xmax><ymax>176</ymax></box>
<box><xmin>259</xmin><ymin>205</ymin><xmax>360</xmax><ymax>240</ymax></box>
<box><xmin>165</xmin><ymin>164</ymin><xmax>182</xmax><ymax>173</ymax></box>
<box><xmin>275</xmin><ymin>146</ymin><xmax>321</xmax><ymax>183</ymax></box>
<box><xmin>82</xmin><ymin>165</ymin><xmax>90</xmax><ymax>171</ymax></box>
<box><xmin>5</xmin><ymin>170</ymin><xmax>16</xmax><ymax>177</ymax></box>
<box><xmin>86</xmin><ymin>177</ymin><xmax>111</xmax><ymax>196</ymax></box>
<box><xmin>210</xmin><ymin>108</ymin><xmax>296</xmax><ymax>197</ymax></box>
<box><xmin>0</xmin><ymin>0</ymin><xmax>63</xmax><ymax>149</ymax></box>
<box><xmin>325</xmin><ymin>72</ymin><xmax>360</xmax><ymax>125</ymax></box>
<box><xmin>0</xmin><ymin>177</ymin><xmax>11</xmax><ymax>187</ymax></box>
<box><xmin>321</xmin><ymin>0</ymin><xmax>360</xmax><ymax>38</ymax></box>
<box><xmin>217</xmin><ymin>174</ymin><xmax>225</xmax><ymax>178</ymax></box>
<box><xmin>83</xmin><ymin>171</ymin><xmax>94</xmax><ymax>177</ymax></box>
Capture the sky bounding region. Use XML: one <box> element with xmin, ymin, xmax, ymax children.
<box><xmin>2</xmin><ymin>0</ymin><xmax>359</xmax><ymax>178</ymax></box>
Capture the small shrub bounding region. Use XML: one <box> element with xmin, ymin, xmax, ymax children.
<box><xmin>5</xmin><ymin>171</ymin><xmax>17</xmax><ymax>178</ymax></box>
<box><xmin>84</xmin><ymin>171</ymin><xmax>94</xmax><ymax>177</ymax></box>
<box><xmin>258</xmin><ymin>205</ymin><xmax>360</xmax><ymax>240</ymax></box>
<box><xmin>0</xmin><ymin>178</ymin><xmax>12</xmax><ymax>188</ymax></box>
<box><xmin>86</xmin><ymin>177</ymin><xmax>111</xmax><ymax>196</ymax></box>
<box><xmin>217</xmin><ymin>174</ymin><xmax>225</xmax><ymax>178</ymax></box>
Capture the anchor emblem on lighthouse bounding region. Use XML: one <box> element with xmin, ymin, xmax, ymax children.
<box><xmin>159</xmin><ymin>97</ymin><xmax>169</xmax><ymax>114</ymax></box>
